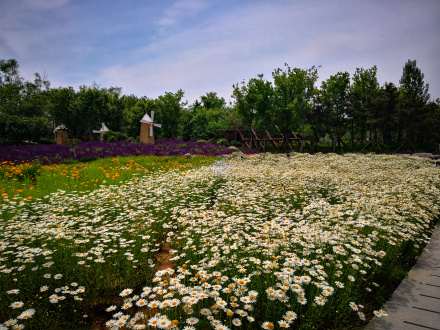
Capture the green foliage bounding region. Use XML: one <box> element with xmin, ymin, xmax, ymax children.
<box><xmin>399</xmin><ymin>59</ymin><xmax>430</xmax><ymax>103</ymax></box>
<box><xmin>123</xmin><ymin>98</ymin><xmax>157</xmax><ymax>139</ymax></box>
<box><xmin>200</xmin><ymin>91</ymin><xmax>226</xmax><ymax>109</ymax></box>
<box><xmin>216</xmin><ymin>138</ymin><xmax>229</xmax><ymax>145</ymax></box>
<box><xmin>156</xmin><ymin>89</ymin><xmax>185</xmax><ymax>139</ymax></box>
<box><xmin>102</xmin><ymin>130</ymin><xmax>124</xmax><ymax>142</ymax></box>
<box><xmin>320</xmin><ymin>71</ymin><xmax>351</xmax><ymax>149</ymax></box>
<box><xmin>1</xmin><ymin>58</ymin><xmax>439</xmax><ymax>151</ymax></box>
<box><xmin>39</xmin><ymin>137</ymin><xmax>55</xmax><ymax>145</ymax></box>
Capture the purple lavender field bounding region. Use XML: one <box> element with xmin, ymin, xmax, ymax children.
<box><xmin>0</xmin><ymin>140</ymin><xmax>255</xmax><ymax>164</ymax></box>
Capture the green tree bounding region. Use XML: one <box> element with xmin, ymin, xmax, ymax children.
<box><xmin>68</xmin><ymin>85</ymin><xmax>110</xmax><ymax>140</ymax></box>
<box><xmin>232</xmin><ymin>74</ymin><xmax>276</xmax><ymax>149</ymax></box>
<box><xmin>247</xmin><ymin>74</ymin><xmax>276</xmax><ymax>133</ymax></box>
<box><xmin>48</xmin><ymin>87</ymin><xmax>77</xmax><ymax>130</ymax></box>
<box><xmin>350</xmin><ymin>66</ymin><xmax>379</xmax><ymax>143</ymax></box>
<box><xmin>272</xmin><ymin>64</ymin><xmax>318</xmax><ymax>152</ymax></box>
<box><xmin>321</xmin><ymin>71</ymin><xmax>351</xmax><ymax>150</ymax></box>
<box><xmin>156</xmin><ymin>89</ymin><xmax>185</xmax><ymax>139</ymax></box>
<box><xmin>0</xmin><ymin>59</ymin><xmax>23</xmax><ymax>120</ymax></box>
<box><xmin>123</xmin><ymin>98</ymin><xmax>157</xmax><ymax>139</ymax></box>
<box><xmin>200</xmin><ymin>92</ymin><xmax>226</xmax><ymax>110</ymax></box>
<box><xmin>307</xmin><ymin>92</ymin><xmax>332</xmax><ymax>151</ymax></box>
<box><xmin>0</xmin><ymin>60</ymin><xmax>52</xmax><ymax>143</ymax></box>
<box><xmin>232</xmin><ymin>80</ymin><xmax>255</xmax><ymax>134</ymax></box>
<box><xmin>398</xmin><ymin>59</ymin><xmax>431</xmax><ymax>142</ymax></box>
<box><xmin>106</xmin><ymin>89</ymin><xmax>124</xmax><ymax>133</ymax></box>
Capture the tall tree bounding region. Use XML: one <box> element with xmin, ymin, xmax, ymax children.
<box><xmin>321</xmin><ymin>71</ymin><xmax>351</xmax><ymax>150</ymax></box>
<box><xmin>247</xmin><ymin>74</ymin><xmax>276</xmax><ymax>134</ymax></box>
<box><xmin>0</xmin><ymin>60</ymin><xmax>52</xmax><ymax>143</ymax></box>
<box><xmin>232</xmin><ymin>81</ymin><xmax>255</xmax><ymax>134</ymax></box>
<box><xmin>398</xmin><ymin>59</ymin><xmax>431</xmax><ymax>142</ymax></box>
<box><xmin>68</xmin><ymin>85</ymin><xmax>110</xmax><ymax>140</ymax></box>
<box><xmin>399</xmin><ymin>59</ymin><xmax>430</xmax><ymax>103</ymax></box>
<box><xmin>156</xmin><ymin>89</ymin><xmax>185</xmax><ymax>139</ymax></box>
<box><xmin>272</xmin><ymin>64</ymin><xmax>318</xmax><ymax>152</ymax></box>
<box><xmin>307</xmin><ymin>92</ymin><xmax>333</xmax><ymax>151</ymax></box>
<box><xmin>48</xmin><ymin>87</ymin><xmax>77</xmax><ymax>130</ymax></box>
<box><xmin>350</xmin><ymin>66</ymin><xmax>379</xmax><ymax>143</ymax></box>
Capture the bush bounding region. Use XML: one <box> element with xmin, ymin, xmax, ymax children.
<box><xmin>197</xmin><ymin>140</ymin><xmax>207</xmax><ymax>143</ymax></box>
<box><xmin>70</xmin><ymin>139</ymin><xmax>82</xmax><ymax>145</ymax></box>
<box><xmin>230</xmin><ymin>140</ymin><xmax>242</xmax><ymax>147</ymax></box>
<box><xmin>103</xmin><ymin>130</ymin><xmax>123</xmax><ymax>142</ymax></box>
<box><xmin>217</xmin><ymin>138</ymin><xmax>229</xmax><ymax>146</ymax></box>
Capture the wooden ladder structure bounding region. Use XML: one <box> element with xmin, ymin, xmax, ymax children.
<box><xmin>235</xmin><ymin>126</ymin><xmax>302</xmax><ymax>151</ymax></box>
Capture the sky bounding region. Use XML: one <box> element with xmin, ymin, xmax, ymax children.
<box><xmin>1</xmin><ymin>0</ymin><xmax>439</xmax><ymax>105</ymax></box>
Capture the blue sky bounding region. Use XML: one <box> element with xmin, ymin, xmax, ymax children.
<box><xmin>1</xmin><ymin>0</ymin><xmax>439</xmax><ymax>104</ymax></box>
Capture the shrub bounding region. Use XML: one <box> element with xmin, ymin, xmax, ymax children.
<box><xmin>197</xmin><ymin>140</ymin><xmax>207</xmax><ymax>143</ymax></box>
<box><xmin>217</xmin><ymin>138</ymin><xmax>229</xmax><ymax>146</ymax></box>
<box><xmin>102</xmin><ymin>130</ymin><xmax>121</xmax><ymax>142</ymax></box>
<box><xmin>230</xmin><ymin>140</ymin><xmax>242</xmax><ymax>147</ymax></box>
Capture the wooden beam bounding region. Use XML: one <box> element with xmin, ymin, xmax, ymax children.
<box><xmin>275</xmin><ymin>125</ymin><xmax>292</xmax><ymax>149</ymax></box>
<box><xmin>251</xmin><ymin>128</ymin><xmax>264</xmax><ymax>150</ymax></box>
<box><xmin>236</xmin><ymin>127</ymin><xmax>250</xmax><ymax>149</ymax></box>
<box><xmin>266</xmin><ymin>130</ymin><xmax>279</xmax><ymax>150</ymax></box>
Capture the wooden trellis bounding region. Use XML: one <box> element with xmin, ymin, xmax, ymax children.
<box><xmin>234</xmin><ymin>126</ymin><xmax>302</xmax><ymax>151</ymax></box>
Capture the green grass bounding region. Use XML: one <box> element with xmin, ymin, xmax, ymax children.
<box><xmin>0</xmin><ymin>155</ymin><xmax>218</xmax><ymax>203</ymax></box>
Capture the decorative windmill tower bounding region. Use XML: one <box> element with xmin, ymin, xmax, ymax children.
<box><xmin>54</xmin><ymin>124</ymin><xmax>69</xmax><ymax>145</ymax></box>
<box><xmin>140</xmin><ymin>111</ymin><xmax>161</xmax><ymax>144</ymax></box>
<box><xmin>93</xmin><ymin>123</ymin><xmax>110</xmax><ymax>140</ymax></box>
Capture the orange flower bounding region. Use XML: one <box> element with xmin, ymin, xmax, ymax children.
<box><xmin>1</xmin><ymin>193</ymin><xmax>7</xmax><ymax>197</ymax></box>
<box><xmin>27</xmin><ymin>196</ymin><xmax>32</xmax><ymax>199</ymax></box>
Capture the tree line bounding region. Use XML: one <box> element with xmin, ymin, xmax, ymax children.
<box><xmin>1</xmin><ymin>58</ymin><xmax>439</xmax><ymax>151</ymax></box>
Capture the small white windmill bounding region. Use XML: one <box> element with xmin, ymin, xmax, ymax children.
<box><xmin>93</xmin><ymin>123</ymin><xmax>110</xmax><ymax>140</ymax></box>
<box><xmin>140</xmin><ymin>111</ymin><xmax>161</xmax><ymax>144</ymax></box>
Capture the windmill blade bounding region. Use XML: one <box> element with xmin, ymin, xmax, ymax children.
<box><xmin>151</xmin><ymin>111</ymin><xmax>154</xmax><ymax>122</ymax></box>
<box><xmin>154</xmin><ymin>123</ymin><xmax>162</xmax><ymax>128</ymax></box>
<box><xmin>150</xmin><ymin>125</ymin><xmax>153</xmax><ymax>136</ymax></box>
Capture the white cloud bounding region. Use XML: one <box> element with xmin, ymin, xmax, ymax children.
<box><xmin>4</xmin><ymin>0</ymin><xmax>438</xmax><ymax>102</ymax></box>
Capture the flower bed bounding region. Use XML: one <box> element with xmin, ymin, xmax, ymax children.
<box><xmin>0</xmin><ymin>153</ymin><xmax>438</xmax><ymax>329</ymax></box>
<box><xmin>0</xmin><ymin>140</ymin><xmax>255</xmax><ymax>164</ymax></box>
